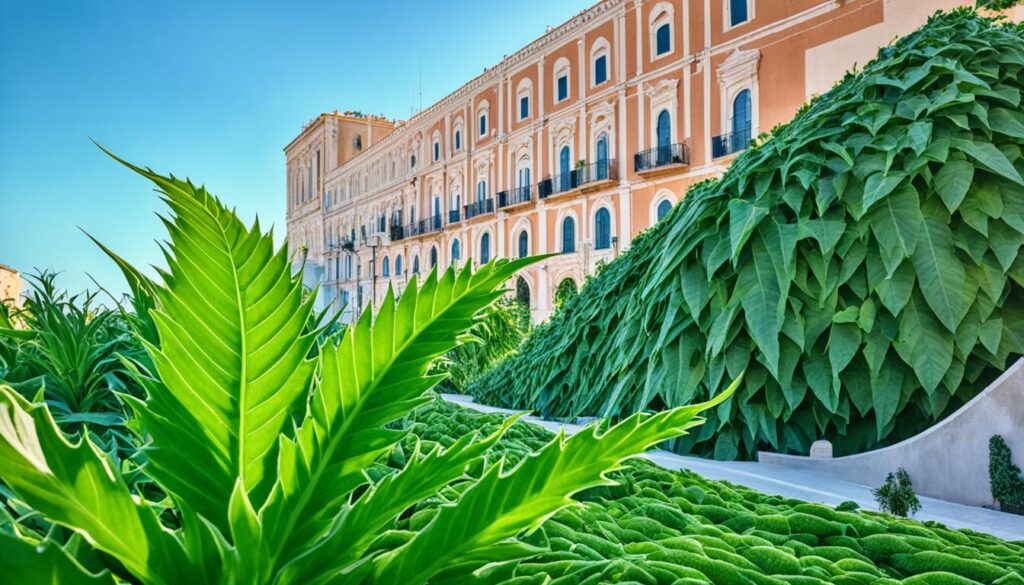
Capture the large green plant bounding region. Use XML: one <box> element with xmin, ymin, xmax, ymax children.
<box><xmin>0</xmin><ymin>159</ymin><xmax>733</xmax><ymax>584</ymax></box>
<box><xmin>470</xmin><ymin>10</ymin><xmax>1024</xmax><ymax>459</ymax></box>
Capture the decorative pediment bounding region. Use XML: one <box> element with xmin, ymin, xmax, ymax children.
<box><xmin>717</xmin><ymin>48</ymin><xmax>761</xmax><ymax>85</ymax></box>
<box><xmin>644</xmin><ymin>78</ymin><xmax>679</xmax><ymax>99</ymax></box>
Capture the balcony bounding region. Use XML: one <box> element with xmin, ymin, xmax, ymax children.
<box><xmin>711</xmin><ymin>128</ymin><xmax>752</xmax><ymax>158</ymax></box>
<box><xmin>404</xmin><ymin>216</ymin><xmax>443</xmax><ymax>238</ymax></box>
<box><xmin>634</xmin><ymin>143</ymin><xmax>689</xmax><ymax>174</ymax></box>
<box><xmin>389</xmin><ymin>223</ymin><xmax>405</xmax><ymax>241</ymax></box>
<box><xmin>449</xmin><ymin>209</ymin><xmax>461</xmax><ymax>224</ymax></box>
<box><xmin>498</xmin><ymin>185</ymin><xmax>531</xmax><ymax>209</ymax></box>
<box><xmin>464</xmin><ymin>198</ymin><xmax>495</xmax><ymax>220</ymax></box>
<box><xmin>538</xmin><ymin>160</ymin><xmax>616</xmax><ymax>199</ymax></box>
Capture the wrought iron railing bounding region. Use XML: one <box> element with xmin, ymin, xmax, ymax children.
<box><xmin>538</xmin><ymin>160</ymin><xmax>616</xmax><ymax>199</ymax></box>
<box><xmin>711</xmin><ymin>128</ymin><xmax>752</xmax><ymax>158</ymax></box>
<box><xmin>389</xmin><ymin>223</ymin><xmax>405</xmax><ymax>241</ymax></box>
<box><xmin>449</xmin><ymin>209</ymin><xmax>461</xmax><ymax>224</ymax></box>
<box><xmin>498</xmin><ymin>185</ymin><xmax>532</xmax><ymax>208</ymax></box>
<box><xmin>404</xmin><ymin>216</ymin><xmax>442</xmax><ymax>237</ymax></box>
<box><xmin>464</xmin><ymin>198</ymin><xmax>495</xmax><ymax>219</ymax></box>
<box><xmin>634</xmin><ymin>143</ymin><xmax>689</xmax><ymax>172</ymax></box>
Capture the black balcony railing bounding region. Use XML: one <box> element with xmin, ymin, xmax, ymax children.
<box><xmin>538</xmin><ymin>160</ymin><xmax>616</xmax><ymax>199</ymax></box>
<box><xmin>498</xmin><ymin>185</ymin><xmax>532</xmax><ymax>208</ymax></box>
<box><xmin>449</xmin><ymin>209</ymin><xmax>461</xmax><ymax>223</ymax></box>
<box><xmin>403</xmin><ymin>216</ymin><xmax>442</xmax><ymax>238</ymax></box>
<box><xmin>634</xmin><ymin>143</ymin><xmax>689</xmax><ymax>172</ymax></box>
<box><xmin>464</xmin><ymin>198</ymin><xmax>495</xmax><ymax>219</ymax></box>
<box><xmin>712</xmin><ymin>128</ymin><xmax>752</xmax><ymax>158</ymax></box>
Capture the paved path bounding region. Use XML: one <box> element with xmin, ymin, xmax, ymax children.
<box><xmin>440</xmin><ymin>394</ymin><xmax>1024</xmax><ymax>542</ymax></box>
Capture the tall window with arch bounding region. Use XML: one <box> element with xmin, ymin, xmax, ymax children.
<box><xmin>596</xmin><ymin>133</ymin><xmax>609</xmax><ymax>179</ymax></box>
<box><xmin>655</xmin><ymin>21</ymin><xmax>671</xmax><ymax>56</ymax></box>
<box><xmin>395</xmin><ymin>254</ymin><xmax>403</xmax><ymax>276</ymax></box>
<box><xmin>657</xmin><ymin>199</ymin><xmax>673</xmax><ymax>221</ymax></box>
<box><xmin>518</xmin><ymin>230</ymin><xmax>529</xmax><ymax>259</ymax></box>
<box><xmin>433</xmin><ymin>196</ymin><xmax>441</xmax><ymax>229</ymax></box>
<box><xmin>433</xmin><ymin>141</ymin><xmax>440</xmax><ymax>162</ymax></box>
<box><xmin>594</xmin><ymin>53</ymin><xmax>608</xmax><ymax>86</ymax></box>
<box><xmin>480</xmin><ymin>232</ymin><xmax>491</xmax><ymax>264</ymax></box>
<box><xmin>413</xmin><ymin>255</ymin><xmax>420</xmax><ymax>274</ymax></box>
<box><xmin>562</xmin><ymin>216</ymin><xmax>576</xmax><ymax>254</ymax></box>
<box><xmin>429</xmin><ymin>247</ymin><xmax>437</xmax><ymax>268</ymax></box>
<box><xmin>732</xmin><ymin>89</ymin><xmax>752</xmax><ymax>151</ymax></box>
<box><xmin>595</xmin><ymin>208</ymin><xmax>611</xmax><ymax>250</ymax></box>
<box><xmin>656</xmin><ymin>110</ymin><xmax>672</xmax><ymax>164</ymax></box>
<box><xmin>454</xmin><ymin>130</ymin><xmax>461</xmax><ymax>151</ymax></box>
<box><xmin>476</xmin><ymin>179</ymin><xmax>487</xmax><ymax>203</ymax></box>
<box><xmin>479</xmin><ymin>113</ymin><xmax>487</xmax><ymax>136</ymax></box>
<box><xmin>451</xmin><ymin>239</ymin><xmax>461</xmax><ymax>263</ymax></box>
<box><xmin>382</xmin><ymin>256</ymin><xmax>390</xmax><ymax>277</ymax></box>
<box><xmin>559</xmin><ymin>145</ymin><xmax>571</xmax><ymax>190</ymax></box>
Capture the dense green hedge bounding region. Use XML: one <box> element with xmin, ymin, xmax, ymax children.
<box><xmin>383</xmin><ymin>399</ymin><xmax>1024</xmax><ymax>584</ymax></box>
<box><xmin>470</xmin><ymin>10</ymin><xmax>1024</xmax><ymax>459</ymax></box>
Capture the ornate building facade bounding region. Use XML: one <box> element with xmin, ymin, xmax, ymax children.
<box><xmin>286</xmin><ymin>0</ymin><xmax>984</xmax><ymax>323</ymax></box>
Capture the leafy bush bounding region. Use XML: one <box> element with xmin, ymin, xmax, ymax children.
<box><xmin>990</xmin><ymin>435</ymin><xmax>1024</xmax><ymax>510</ymax></box>
<box><xmin>431</xmin><ymin>298</ymin><xmax>529</xmax><ymax>394</ymax></box>
<box><xmin>977</xmin><ymin>0</ymin><xmax>1023</xmax><ymax>11</ymax></box>
<box><xmin>0</xmin><ymin>158</ymin><xmax>733</xmax><ymax>584</ymax></box>
<box><xmin>873</xmin><ymin>468</ymin><xmax>922</xmax><ymax>517</ymax></box>
<box><xmin>469</xmin><ymin>10</ymin><xmax>1024</xmax><ymax>459</ymax></box>
<box><xmin>398</xmin><ymin>398</ymin><xmax>1024</xmax><ymax>583</ymax></box>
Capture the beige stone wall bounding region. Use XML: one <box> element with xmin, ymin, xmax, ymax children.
<box><xmin>0</xmin><ymin>265</ymin><xmax>21</xmax><ymax>307</ymax></box>
<box><xmin>287</xmin><ymin>0</ymin><xmax>985</xmax><ymax>323</ymax></box>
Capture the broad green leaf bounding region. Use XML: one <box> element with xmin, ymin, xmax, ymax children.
<box><xmin>738</xmin><ymin>234</ymin><xmax>783</xmax><ymax>376</ymax></box>
<box><xmin>933</xmin><ymin>158</ymin><xmax>974</xmax><ymax>213</ymax></box>
<box><xmin>896</xmin><ymin>295</ymin><xmax>953</xmax><ymax>394</ymax></box>
<box><xmin>860</xmin><ymin>172</ymin><xmax>906</xmax><ymax>214</ymax></box>
<box><xmin>911</xmin><ymin>217</ymin><xmax>968</xmax><ymax>332</ymax></box>
<box><xmin>869</xmin><ymin>183</ymin><xmax>923</xmax><ymax>276</ymax></box>
<box><xmin>728</xmin><ymin>199</ymin><xmax>768</xmax><ymax>260</ymax></box>
<box><xmin>952</xmin><ymin>138</ymin><xmax>1024</xmax><ymax>186</ymax></box>
<box><xmin>0</xmin><ymin>532</ymin><xmax>115</xmax><ymax>584</ymax></box>
<box><xmin>0</xmin><ymin>387</ymin><xmax>199</xmax><ymax>585</ymax></box>
<box><xmin>871</xmin><ymin>366</ymin><xmax>903</xmax><ymax>439</ymax></box>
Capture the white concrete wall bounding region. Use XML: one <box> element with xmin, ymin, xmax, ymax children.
<box><xmin>760</xmin><ymin>359</ymin><xmax>1024</xmax><ymax>507</ymax></box>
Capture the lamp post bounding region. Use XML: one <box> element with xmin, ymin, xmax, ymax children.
<box><xmin>364</xmin><ymin>234</ymin><xmax>383</xmax><ymax>308</ymax></box>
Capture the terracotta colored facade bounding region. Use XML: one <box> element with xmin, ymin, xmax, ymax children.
<box><xmin>0</xmin><ymin>264</ymin><xmax>21</xmax><ymax>308</ymax></box>
<box><xmin>285</xmin><ymin>0</ymin><xmax>985</xmax><ymax>323</ymax></box>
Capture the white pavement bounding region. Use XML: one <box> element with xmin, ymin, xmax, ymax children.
<box><xmin>440</xmin><ymin>394</ymin><xmax>1024</xmax><ymax>542</ymax></box>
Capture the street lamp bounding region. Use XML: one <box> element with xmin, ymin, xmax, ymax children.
<box><xmin>363</xmin><ymin>233</ymin><xmax>383</xmax><ymax>308</ymax></box>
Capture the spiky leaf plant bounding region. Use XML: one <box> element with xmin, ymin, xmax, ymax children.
<box><xmin>0</xmin><ymin>159</ymin><xmax>733</xmax><ymax>584</ymax></box>
<box><xmin>470</xmin><ymin>10</ymin><xmax>1024</xmax><ymax>459</ymax></box>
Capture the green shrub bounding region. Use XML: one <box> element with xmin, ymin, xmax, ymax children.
<box><xmin>468</xmin><ymin>9</ymin><xmax>1024</xmax><ymax>461</ymax></box>
<box><xmin>874</xmin><ymin>469</ymin><xmax>923</xmax><ymax>517</ymax></box>
<box><xmin>989</xmin><ymin>435</ymin><xmax>1024</xmax><ymax>510</ymax></box>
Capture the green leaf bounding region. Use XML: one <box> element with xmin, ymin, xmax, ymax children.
<box><xmin>951</xmin><ymin>138</ymin><xmax>1024</xmax><ymax>186</ymax></box>
<box><xmin>109</xmin><ymin>158</ymin><xmax>321</xmax><ymax>531</ymax></box>
<box><xmin>861</xmin><ymin>172</ymin><xmax>906</xmax><ymax>215</ymax></box>
<box><xmin>828</xmin><ymin>323</ymin><xmax>861</xmax><ymax>377</ymax></box>
<box><xmin>738</xmin><ymin>234</ymin><xmax>784</xmax><ymax>376</ymax></box>
<box><xmin>911</xmin><ymin>216</ymin><xmax>969</xmax><ymax>332</ymax></box>
<box><xmin>0</xmin><ymin>532</ymin><xmax>115</xmax><ymax>584</ymax></box>
<box><xmin>979</xmin><ymin>318</ymin><xmax>1003</xmax><ymax>355</ymax></box>
<box><xmin>896</xmin><ymin>295</ymin><xmax>953</xmax><ymax>394</ymax></box>
<box><xmin>729</xmin><ymin>199</ymin><xmax>768</xmax><ymax>260</ymax></box>
<box><xmin>933</xmin><ymin>159</ymin><xmax>974</xmax><ymax>213</ymax></box>
<box><xmin>868</xmin><ymin>183</ymin><xmax>923</xmax><ymax>276</ymax></box>
<box><xmin>871</xmin><ymin>366</ymin><xmax>903</xmax><ymax>439</ymax></box>
<box><xmin>371</xmin><ymin>380</ymin><xmax>739</xmax><ymax>584</ymax></box>
<box><xmin>0</xmin><ymin>387</ymin><xmax>199</xmax><ymax>585</ymax></box>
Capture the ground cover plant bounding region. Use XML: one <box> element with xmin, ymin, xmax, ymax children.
<box><xmin>0</xmin><ymin>158</ymin><xmax>734</xmax><ymax>584</ymax></box>
<box><xmin>397</xmin><ymin>399</ymin><xmax>1024</xmax><ymax>585</ymax></box>
<box><xmin>470</xmin><ymin>9</ymin><xmax>1024</xmax><ymax>459</ymax></box>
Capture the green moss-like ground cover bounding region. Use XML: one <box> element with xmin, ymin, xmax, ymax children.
<box><xmin>380</xmin><ymin>399</ymin><xmax>1024</xmax><ymax>584</ymax></box>
<box><xmin>468</xmin><ymin>10</ymin><xmax>1024</xmax><ymax>460</ymax></box>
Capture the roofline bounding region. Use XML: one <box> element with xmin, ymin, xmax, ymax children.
<box><xmin>283</xmin><ymin>112</ymin><xmax>399</xmax><ymax>153</ymax></box>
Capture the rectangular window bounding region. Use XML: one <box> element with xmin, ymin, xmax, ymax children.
<box><xmin>434</xmin><ymin>142</ymin><xmax>440</xmax><ymax>161</ymax></box>
<box><xmin>557</xmin><ymin>75</ymin><xmax>568</xmax><ymax>101</ymax></box>
<box><xmin>594</xmin><ymin>56</ymin><xmax>607</xmax><ymax>85</ymax></box>
<box><xmin>520</xmin><ymin>96</ymin><xmax>529</xmax><ymax>120</ymax></box>
<box><xmin>455</xmin><ymin>131</ymin><xmax>461</xmax><ymax>150</ymax></box>
<box><xmin>730</xmin><ymin>0</ymin><xmax>749</xmax><ymax>27</ymax></box>
<box><xmin>656</xmin><ymin>24</ymin><xmax>671</xmax><ymax>55</ymax></box>
<box><xmin>480</xmin><ymin>115</ymin><xmax>487</xmax><ymax>136</ymax></box>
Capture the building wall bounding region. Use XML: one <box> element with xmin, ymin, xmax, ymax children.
<box><xmin>0</xmin><ymin>264</ymin><xmax>21</xmax><ymax>307</ymax></box>
<box><xmin>285</xmin><ymin>0</ymin><xmax>985</xmax><ymax>323</ymax></box>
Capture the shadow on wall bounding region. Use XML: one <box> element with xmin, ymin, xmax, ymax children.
<box><xmin>759</xmin><ymin>359</ymin><xmax>1024</xmax><ymax>508</ymax></box>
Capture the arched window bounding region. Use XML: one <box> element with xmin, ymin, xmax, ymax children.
<box><xmin>413</xmin><ymin>255</ymin><xmax>420</xmax><ymax>274</ymax></box>
<box><xmin>476</xmin><ymin>180</ymin><xmax>487</xmax><ymax>202</ymax></box>
<box><xmin>657</xmin><ymin>110</ymin><xmax>671</xmax><ymax>148</ymax></box>
<box><xmin>429</xmin><ymin>247</ymin><xmax>438</xmax><ymax>268</ymax></box>
<box><xmin>596</xmin><ymin>134</ymin><xmax>609</xmax><ymax>180</ymax></box>
<box><xmin>451</xmin><ymin>239</ymin><xmax>461</xmax><ymax>262</ymax></box>
<box><xmin>554</xmin><ymin>58</ymin><xmax>571</xmax><ymax>102</ymax></box>
<box><xmin>595</xmin><ymin>208</ymin><xmax>611</xmax><ymax>250</ymax></box>
<box><xmin>656</xmin><ymin>23</ymin><xmax>671</xmax><ymax>56</ymax></box>
<box><xmin>733</xmin><ymin>89</ymin><xmax>752</xmax><ymax>143</ymax></box>
<box><xmin>657</xmin><ymin>199</ymin><xmax>673</xmax><ymax>221</ymax></box>
<box><xmin>353</xmin><ymin>135</ymin><xmax>363</xmax><ymax>150</ymax></box>
<box><xmin>395</xmin><ymin>254</ymin><xmax>403</xmax><ymax>275</ymax></box>
<box><xmin>479</xmin><ymin>113</ymin><xmax>488</xmax><ymax>136</ymax></box>
<box><xmin>554</xmin><ymin>279</ymin><xmax>578</xmax><ymax>308</ymax></box>
<box><xmin>382</xmin><ymin>256</ymin><xmax>390</xmax><ymax>277</ymax></box>
<box><xmin>433</xmin><ymin>141</ymin><xmax>440</xmax><ymax>161</ymax></box>
<box><xmin>562</xmin><ymin>217</ymin><xmax>576</xmax><ymax>253</ymax></box>
<box><xmin>559</xmin><ymin>145</ymin><xmax>571</xmax><ymax>191</ymax></box>
<box><xmin>518</xmin><ymin>230</ymin><xmax>529</xmax><ymax>259</ymax></box>
<box><xmin>455</xmin><ymin>130</ymin><xmax>461</xmax><ymax>151</ymax></box>
<box><xmin>516</xmin><ymin>276</ymin><xmax>531</xmax><ymax>308</ymax></box>
<box><xmin>480</xmin><ymin>232</ymin><xmax>491</xmax><ymax>264</ymax></box>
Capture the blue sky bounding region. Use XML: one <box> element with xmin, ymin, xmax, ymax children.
<box><xmin>0</xmin><ymin>0</ymin><xmax>584</xmax><ymax>300</ymax></box>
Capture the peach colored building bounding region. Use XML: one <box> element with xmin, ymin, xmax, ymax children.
<box><xmin>0</xmin><ymin>264</ymin><xmax>21</xmax><ymax>308</ymax></box>
<box><xmin>286</xmin><ymin>0</ymin><xmax>992</xmax><ymax>323</ymax></box>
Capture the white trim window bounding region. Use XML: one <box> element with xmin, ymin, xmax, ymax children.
<box><xmin>649</xmin><ymin>2</ymin><xmax>675</xmax><ymax>60</ymax></box>
<box><xmin>517</xmin><ymin>78</ymin><xmax>533</xmax><ymax>121</ymax></box>
<box><xmin>553</xmin><ymin>57</ymin><xmax>571</xmax><ymax>103</ymax></box>
<box><xmin>591</xmin><ymin>37</ymin><xmax>611</xmax><ymax>88</ymax></box>
<box><xmin>477</xmin><ymin>100</ymin><xmax>490</xmax><ymax>137</ymax></box>
<box><xmin>725</xmin><ymin>0</ymin><xmax>754</xmax><ymax>31</ymax></box>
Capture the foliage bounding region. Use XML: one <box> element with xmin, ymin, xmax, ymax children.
<box><xmin>553</xmin><ymin>278</ymin><xmax>578</xmax><ymax>309</ymax></box>
<box><xmin>0</xmin><ymin>158</ymin><xmax>733</xmax><ymax>584</ymax></box>
<box><xmin>873</xmin><ymin>469</ymin><xmax>922</xmax><ymax>518</ymax></box>
<box><xmin>470</xmin><ymin>10</ymin><xmax>1024</xmax><ymax>459</ymax></box>
<box><xmin>400</xmin><ymin>398</ymin><xmax>1024</xmax><ymax>584</ymax></box>
<box><xmin>978</xmin><ymin>0</ymin><xmax>1024</xmax><ymax>11</ymax></box>
<box><xmin>431</xmin><ymin>298</ymin><xmax>530</xmax><ymax>394</ymax></box>
<box><xmin>989</xmin><ymin>435</ymin><xmax>1024</xmax><ymax>510</ymax></box>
